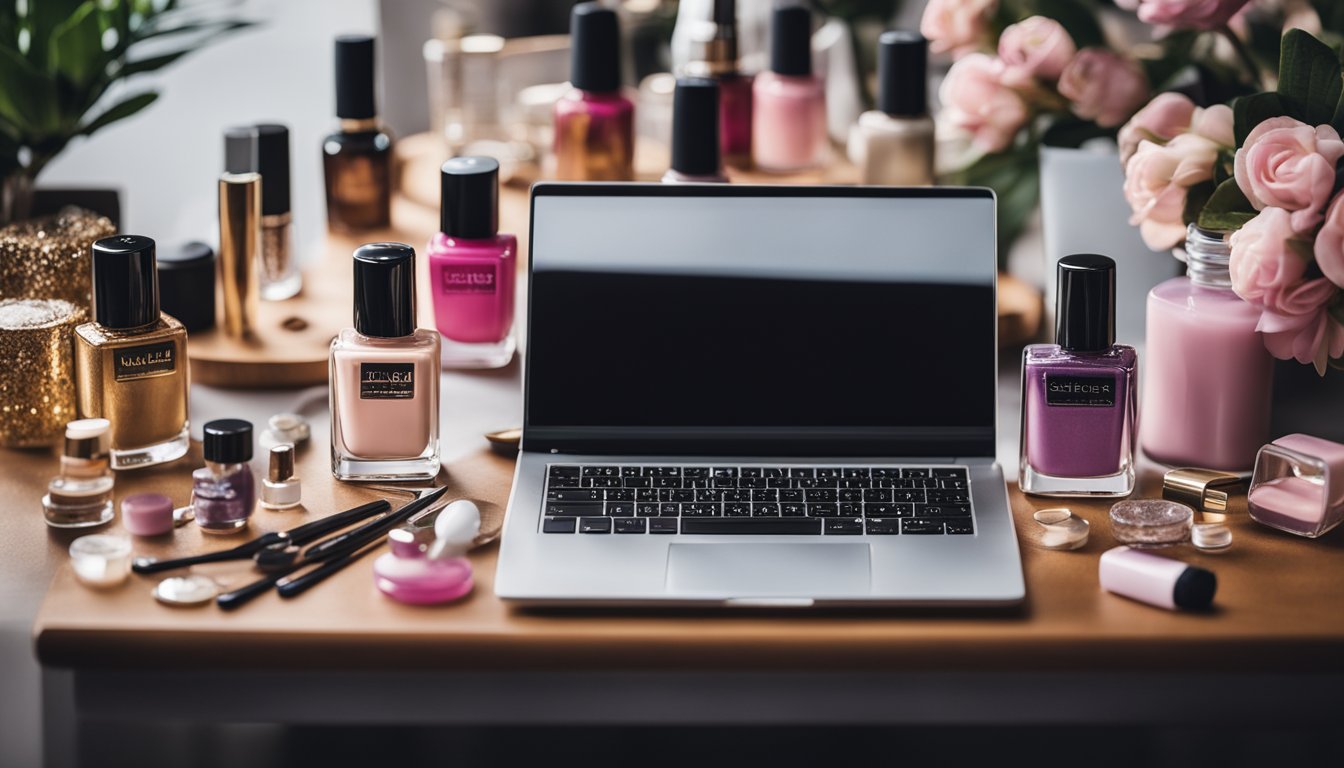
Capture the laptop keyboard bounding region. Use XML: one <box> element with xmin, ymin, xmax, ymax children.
<box><xmin>541</xmin><ymin>465</ymin><xmax>974</xmax><ymax>536</ymax></box>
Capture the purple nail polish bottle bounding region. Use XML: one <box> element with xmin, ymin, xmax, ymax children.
<box><xmin>1020</xmin><ymin>254</ymin><xmax>1137</xmax><ymax>497</ymax></box>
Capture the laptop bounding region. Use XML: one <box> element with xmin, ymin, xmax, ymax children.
<box><xmin>495</xmin><ymin>184</ymin><xmax>1025</xmax><ymax>607</ymax></box>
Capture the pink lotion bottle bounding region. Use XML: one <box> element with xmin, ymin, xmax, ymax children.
<box><xmin>1142</xmin><ymin>226</ymin><xmax>1273</xmax><ymax>472</ymax></box>
<box><xmin>330</xmin><ymin>243</ymin><xmax>440</xmax><ymax>481</ymax></box>
<box><xmin>427</xmin><ymin>157</ymin><xmax>516</xmax><ymax>369</ymax></box>
<box><xmin>553</xmin><ymin>3</ymin><xmax>635</xmax><ymax>181</ymax></box>
<box><xmin>752</xmin><ymin>5</ymin><xmax>827</xmax><ymax>174</ymax></box>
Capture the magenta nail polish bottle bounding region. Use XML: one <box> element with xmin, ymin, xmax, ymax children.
<box><xmin>1020</xmin><ymin>254</ymin><xmax>1137</xmax><ymax>497</ymax></box>
<box><xmin>426</xmin><ymin>157</ymin><xmax>516</xmax><ymax>369</ymax></box>
<box><xmin>553</xmin><ymin>3</ymin><xmax>635</xmax><ymax>181</ymax></box>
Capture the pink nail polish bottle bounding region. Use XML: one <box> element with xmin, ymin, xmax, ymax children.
<box><xmin>752</xmin><ymin>5</ymin><xmax>827</xmax><ymax>174</ymax></box>
<box><xmin>427</xmin><ymin>157</ymin><xmax>516</xmax><ymax>369</ymax></box>
<box><xmin>553</xmin><ymin>3</ymin><xmax>635</xmax><ymax>181</ymax></box>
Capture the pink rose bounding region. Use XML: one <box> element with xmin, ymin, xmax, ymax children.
<box><xmin>1118</xmin><ymin>93</ymin><xmax>1196</xmax><ymax>164</ymax></box>
<box><xmin>920</xmin><ymin>0</ymin><xmax>998</xmax><ymax>56</ymax></box>
<box><xmin>1234</xmin><ymin>117</ymin><xmax>1344</xmax><ymax>232</ymax></box>
<box><xmin>1228</xmin><ymin>207</ymin><xmax>1313</xmax><ymax>313</ymax></box>
<box><xmin>1315</xmin><ymin>192</ymin><xmax>1344</xmax><ymax>289</ymax></box>
<box><xmin>1058</xmin><ymin>49</ymin><xmax>1149</xmax><ymax>128</ymax></box>
<box><xmin>1257</xmin><ymin>292</ymin><xmax>1344</xmax><ymax>374</ymax></box>
<box><xmin>1190</xmin><ymin>103</ymin><xmax>1233</xmax><ymax>147</ymax></box>
<box><xmin>1137</xmin><ymin>0</ymin><xmax>1252</xmax><ymax>30</ymax></box>
<box><xmin>1123</xmin><ymin>134</ymin><xmax>1221</xmax><ymax>250</ymax></box>
<box><xmin>998</xmin><ymin>16</ymin><xmax>1076</xmax><ymax>87</ymax></box>
<box><xmin>939</xmin><ymin>53</ymin><xmax>1028</xmax><ymax>154</ymax></box>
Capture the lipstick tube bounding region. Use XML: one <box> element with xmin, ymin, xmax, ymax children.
<box><xmin>218</xmin><ymin>172</ymin><xmax>261</xmax><ymax>338</ymax></box>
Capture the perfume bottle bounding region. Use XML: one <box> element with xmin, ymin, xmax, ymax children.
<box><xmin>42</xmin><ymin>418</ymin><xmax>114</xmax><ymax>528</ymax></box>
<box><xmin>192</xmin><ymin>419</ymin><xmax>257</xmax><ymax>533</ymax></box>
<box><xmin>74</xmin><ymin>235</ymin><xmax>190</xmax><ymax>470</ymax></box>
<box><xmin>847</xmin><ymin>31</ymin><xmax>935</xmax><ymax>186</ymax></box>
<box><xmin>323</xmin><ymin>35</ymin><xmax>393</xmax><ymax>232</ymax></box>
<box><xmin>260</xmin><ymin>443</ymin><xmax>302</xmax><ymax>510</ymax></box>
<box><xmin>225</xmin><ymin>124</ymin><xmax>302</xmax><ymax>300</ymax></box>
<box><xmin>752</xmin><ymin>5</ymin><xmax>827</xmax><ymax>174</ymax></box>
<box><xmin>553</xmin><ymin>3</ymin><xmax>635</xmax><ymax>181</ymax></box>
<box><xmin>1020</xmin><ymin>254</ymin><xmax>1137</xmax><ymax>497</ymax></box>
<box><xmin>684</xmin><ymin>0</ymin><xmax>753</xmax><ymax>168</ymax></box>
<box><xmin>330</xmin><ymin>243</ymin><xmax>441</xmax><ymax>481</ymax></box>
<box><xmin>427</xmin><ymin>157</ymin><xmax>517</xmax><ymax>369</ymax></box>
<box><xmin>1142</xmin><ymin>226</ymin><xmax>1273</xmax><ymax>472</ymax></box>
<box><xmin>663</xmin><ymin>78</ymin><xmax>728</xmax><ymax>183</ymax></box>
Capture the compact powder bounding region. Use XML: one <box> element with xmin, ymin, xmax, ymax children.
<box><xmin>1109</xmin><ymin>500</ymin><xmax>1193</xmax><ymax>547</ymax></box>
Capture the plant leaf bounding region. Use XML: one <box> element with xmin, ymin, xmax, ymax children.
<box><xmin>117</xmin><ymin>49</ymin><xmax>192</xmax><ymax>78</ymax></box>
<box><xmin>78</xmin><ymin>91</ymin><xmax>158</xmax><ymax>137</ymax></box>
<box><xmin>1183</xmin><ymin>180</ymin><xmax>1215</xmax><ymax>226</ymax></box>
<box><xmin>1197</xmin><ymin>178</ymin><xmax>1258</xmax><ymax>231</ymax></box>
<box><xmin>1277</xmin><ymin>28</ymin><xmax>1343</xmax><ymax>127</ymax></box>
<box><xmin>0</xmin><ymin>44</ymin><xmax>55</xmax><ymax>135</ymax></box>
<box><xmin>50</xmin><ymin>1</ymin><xmax>105</xmax><ymax>87</ymax></box>
<box><xmin>1233</xmin><ymin>92</ymin><xmax>1286</xmax><ymax>146</ymax></box>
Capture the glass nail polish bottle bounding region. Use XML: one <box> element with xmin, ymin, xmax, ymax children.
<box><xmin>553</xmin><ymin>3</ymin><xmax>635</xmax><ymax>181</ymax></box>
<box><xmin>848</xmin><ymin>30</ymin><xmax>935</xmax><ymax>186</ymax></box>
<box><xmin>42</xmin><ymin>418</ymin><xmax>114</xmax><ymax>528</ymax></box>
<box><xmin>192</xmin><ymin>419</ymin><xmax>257</xmax><ymax>533</ymax></box>
<box><xmin>663</xmin><ymin>78</ymin><xmax>729</xmax><ymax>183</ymax></box>
<box><xmin>74</xmin><ymin>235</ymin><xmax>190</xmax><ymax>470</ymax></box>
<box><xmin>752</xmin><ymin>5</ymin><xmax>827</xmax><ymax>174</ymax></box>
<box><xmin>323</xmin><ymin>35</ymin><xmax>393</xmax><ymax>232</ymax></box>
<box><xmin>261</xmin><ymin>443</ymin><xmax>302</xmax><ymax>510</ymax></box>
<box><xmin>684</xmin><ymin>0</ymin><xmax>753</xmax><ymax>169</ymax></box>
<box><xmin>1020</xmin><ymin>254</ymin><xmax>1137</xmax><ymax>497</ymax></box>
<box><xmin>427</xmin><ymin>157</ymin><xmax>517</xmax><ymax>369</ymax></box>
<box><xmin>330</xmin><ymin>243</ymin><xmax>441</xmax><ymax>481</ymax></box>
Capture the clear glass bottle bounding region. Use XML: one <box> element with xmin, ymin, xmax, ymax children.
<box><xmin>847</xmin><ymin>31</ymin><xmax>935</xmax><ymax>186</ymax></box>
<box><xmin>553</xmin><ymin>4</ymin><xmax>635</xmax><ymax>181</ymax></box>
<box><xmin>260</xmin><ymin>443</ymin><xmax>302</xmax><ymax>510</ymax></box>
<box><xmin>74</xmin><ymin>235</ymin><xmax>190</xmax><ymax>470</ymax></box>
<box><xmin>1021</xmin><ymin>254</ymin><xmax>1138</xmax><ymax>497</ymax></box>
<box><xmin>752</xmin><ymin>5</ymin><xmax>827</xmax><ymax>174</ymax></box>
<box><xmin>663</xmin><ymin>78</ymin><xmax>729</xmax><ymax>183</ymax></box>
<box><xmin>192</xmin><ymin>419</ymin><xmax>257</xmax><ymax>533</ymax></box>
<box><xmin>330</xmin><ymin>243</ymin><xmax>441</xmax><ymax>481</ymax></box>
<box><xmin>323</xmin><ymin>35</ymin><xmax>393</xmax><ymax>232</ymax></box>
<box><xmin>42</xmin><ymin>418</ymin><xmax>114</xmax><ymax>528</ymax></box>
<box><xmin>1142</xmin><ymin>225</ymin><xmax>1273</xmax><ymax>472</ymax></box>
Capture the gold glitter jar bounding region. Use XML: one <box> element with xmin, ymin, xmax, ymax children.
<box><xmin>0</xmin><ymin>207</ymin><xmax>116</xmax><ymax>307</ymax></box>
<box><xmin>0</xmin><ymin>298</ymin><xmax>85</xmax><ymax>447</ymax></box>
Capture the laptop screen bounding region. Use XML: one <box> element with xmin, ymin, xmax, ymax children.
<box><xmin>525</xmin><ymin>186</ymin><xmax>997</xmax><ymax>457</ymax></box>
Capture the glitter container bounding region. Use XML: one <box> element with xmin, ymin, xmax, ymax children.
<box><xmin>0</xmin><ymin>298</ymin><xmax>83</xmax><ymax>447</ymax></box>
<box><xmin>1109</xmin><ymin>499</ymin><xmax>1193</xmax><ymax>547</ymax></box>
<box><xmin>69</xmin><ymin>534</ymin><xmax>132</xmax><ymax>588</ymax></box>
<box><xmin>0</xmin><ymin>206</ymin><xmax>115</xmax><ymax>305</ymax></box>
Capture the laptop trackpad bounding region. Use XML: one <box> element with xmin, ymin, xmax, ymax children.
<box><xmin>666</xmin><ymin>543</ymin><xmax>871</xmax><ymax>597</ymax></box>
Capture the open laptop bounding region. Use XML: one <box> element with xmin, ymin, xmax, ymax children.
<box><xmin>495</xmin><ymin>184</ymin><xmax>1024</xmax><ymax>607</ymax></box>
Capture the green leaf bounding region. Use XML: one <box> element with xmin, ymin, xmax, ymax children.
<box><xmin>1277</xmin><ymin>28</ymin><xmax>1343</xmax><ymax>126</ymax></box>
<box><xmin>117</xmin><ymin>48</ymin><xmax>192</xmax><ymax>78</ymax></box>
<box><xmin>77</xmin><ymin>91</ymin><xmax>158</xmax><ymax>137</ymax></box>
<box><xmin>1197</xmin><ymin>178</ymin><xmax>1258</xmax><ymax>231</ymax></box>
<box><xmin>0</xmin><ymin>44</ymin><xmax>56</xmax><ymax>135</ymax></box>
<box><xmin>1233</xmin><ymin>92</ymin><xmax>1287</xmax><ymax>146</ymax></box>
<box><xmin>50</xmin><ymin>2</ymin><xmax>104</xmax><ymax>87</ymax></box>
<box><xmin>1183</xmin><ymin>180</ymin><xmax>1215</xmax><ymax>226</ymax></box>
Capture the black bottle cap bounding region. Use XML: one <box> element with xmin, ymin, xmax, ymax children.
<box><xmin>1173</xmin><ymin>565</ymin><xmax>1217</xmax><ymax>611</ymax></box>
<box><xmin>877</xmin><ymin>30</ymin><xmax>928</xmax><ymax>117</ymax></box>
<box><xmin>670</xmin><ymin>77</ymin><xmax>721</xmax><ymax>176</ymax></box>
<box><xmin>156</xmin><ymin>241</ymin><xmax>216</xmax><ymax>333</ymax></box>
<box><xmin>335</xmin><ymin>35</ymin><xmax>377</xmax><ymax>120</ymax></box>
<box><xmin>224</xmin><ymin>126</ymin><xmax>255</xmax><ymax>174</ymax></box>
<box><xmin>203</xmin><ymin>418</ymin><xmax>253</xmax><ymax>464</ymax></box>
<box><xmin>713</xmin><ymin>0</ymin><xmax>736</xmax><ymax>27</ymax></box>
<box><xmin>352</xmin><ymin>243</ymin><xmax>416</xmax><ymax>338</ymax></box>
<box><xmin>254</xmin><ymin>124</ymin><xmax>292</xmax><ymax>216</ymax></box>
<box><xmin>439</xmin><ymin>156</ymin><xmax>499</xmax><ymax>238</ymax></box>
<box><xmin>1055</xmin><ymin>254</ymin><xmax>1116</xmax><ymax>352</ymax></box>
<box><xmin>91</xmin><ymin>235</ymin><xmax>160</xmax><ymax>329</ymax></box>
<box><xmin>570</xmin><ymin>3</ymin><xmax>621</xmax><ymax>93</ymax></box>
<box><xmin>770</xmin><ymin>5</ymin><xmax>812</xmax><ymax>77</ymax></box>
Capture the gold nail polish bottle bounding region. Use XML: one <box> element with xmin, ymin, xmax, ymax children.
<box><xmin>74</xmin><ymin>235</ymin><xmax>190</xmax><ymax>470</ymax></box>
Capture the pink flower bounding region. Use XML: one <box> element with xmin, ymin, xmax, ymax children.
<box><xmin>920</xmin><ymin>0</ymin><xmax>998</xmax><ymax>56</ymax></box>
<box><xmin>1228</xmin><ymin>207</ymin><xmax>1313</xmax><ymax>313</ymax></box>
<box><xmin>938</xmin><ymin>53</ymin><xmax>1028</xmax><ymax>154</ymax></box>
<box><xmin>1118</xmin><ymin>93</ymin><xmax>1196</xmax><ymax>164</ymax></box>
<box><xmin>1315</xmin><ymin>192</ymin><xmax>1344</xmax><ymax>289</ymax></box>
<box><xmin>998</xmin><ymin>16</ymin><xmax>1076</xmax><ymax>87</ymax></box>
<box><xmin>1058</xmin><ymin>49</ymin><xmax>1149</xmax><ymax>128</ymax></box>
<box><xmin>1190</xmin><ymin>103</ymin><xmax>1233</xmax><ymax>146</ymax></box>
<box><xmin>1136</xmin><ymin>0</ymin><xmax>1252</xmax><ymax>30</ymax></box>
<box><xmin>1257</xmin><ymin>292</ymin><xmax>1344</xmax><ymax>375</ymax></box>
<box><xmin>1234</xmin><ymin>117</ymin><xmax>1344</xmax><ymax>232</ymax></box>
<box><xmin>1123</xmin><ymin>134</ymin><xmax>1221</xmax><ymax>250</ymax></box>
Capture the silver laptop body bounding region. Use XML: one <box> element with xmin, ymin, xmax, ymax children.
<box><xmin>495</xmin><ymin>184</ymin><xmax>1025</xmax><ymax>607</ymax></box>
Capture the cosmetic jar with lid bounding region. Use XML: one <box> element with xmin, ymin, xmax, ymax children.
<box><xmin>1248</xmin><ymin>434</ymin><xmax>1344</xmax><ymax>538</ymax></box>
<box><xmin>1109</xmin><ymin>499</ymin><xmax>1193</xmax><ymax>547</ymax></box>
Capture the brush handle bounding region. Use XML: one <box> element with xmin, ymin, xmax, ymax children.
<box><xmin>276</xmin><ymin>540</ymin><xmax>382</xmax><ymax>599</ymax></box>
<box><xmin>303</xmin><ymin>486</ymin><xmax>450</xmax><ymax>563</ymax></box>
<box><xmin>216</xmin><ymin>569</ymin><xmax>294</xmax><ymax>611</ymax></box>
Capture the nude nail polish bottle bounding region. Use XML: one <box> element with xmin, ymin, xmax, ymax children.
<box><xmin>752</xmin><ymin>5</ymin><xmax>827</xmax><ymax>174</ymax></box>
<box><xmin>330</xmin><ymin>243</ymin><xmax>440</xmax><ymax>481</ymax></box>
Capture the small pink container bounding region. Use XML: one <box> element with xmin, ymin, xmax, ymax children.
<box><xmin>1248</xmin><ymin>433</ymin><xmax>1344</xmax><ymax>538</ymax></box>
<box><xmin>121</xmin><ymin>493</ymin><xmax>174</xmax><ymax>537</ymax></box>
<box><xmin>373</xmin><ymin>551</ymin><xmax>473</xmax><ymax>606</ymax></box>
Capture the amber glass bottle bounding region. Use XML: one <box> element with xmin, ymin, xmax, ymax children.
<box><xmin>323</xmin><ymin>35</ymin><xmax>393</xmax><ymax>232</ymax></box>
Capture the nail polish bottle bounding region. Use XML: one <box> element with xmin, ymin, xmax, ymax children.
<box><xmin>553</xmin><ymin>3</ymin><xmax>635</xmax><ymax>181</ymax></box>
<box><xmin>323</xmin><ymin>35</ymin><xmax>393</xmax><ymax>232</ymax></box>
<box><xmin>1020</xmin><ymin>254</ymin><xmax>1137</xmax><ymax>497</ymax></box>
<box><xmin>42</xmin><ymin>418</ymin><xmax>114</xmax><ymax>529</ymax></box>
<box><xmin>847</xmin><ymin>31</ymin><xmax>935</xmax><ymax>186</ymax></box>
<box><xmin>192</xmin><ymin>419</ymin><xmax>257</xmax><ymax>533</ymax></box>
<box><xmin>684</xmin><ymin>0</ymin><xmax>753</xmax><ymax>169</ymax></box>
<box><xmin>427</xmin><ymin>157</ymin><xmax>517</xmax><ymax>369</ymax></box>
<box><xmin>752</xmin><ymin>5</ymin><xmax>827</xmax><ymax>174</ymax></box>
<box><xmin>227</xmin><ymin>124</ymin><xmax>302</xmax><ymax>300</ymax></box>
<box><xmin>260</xmin><ymin>443</ymin><xmax>302</xmax><ymax>510</ymax></box>
<box><xmin>663</xmin><ymin>78</ymin><xmax>729</xmax><ymax>183</ymax></box>
<box><xmin>330</xmin><ymin>243</ymin><xmax>441</xmax><ymax>481</ymax></box>
<box><xmin>74</xmin><ymin>236</ymin><xmax>190</xmax><ymax>470</ymax></box>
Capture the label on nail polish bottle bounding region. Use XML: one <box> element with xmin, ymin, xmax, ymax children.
<box><xmin>440</xmin><ymin>264</ymin><xmax>497</xmax><ymax>295</ymax></box>
<box><xmin>114</xmin><ymin>341</ymin><xmax>177</xmax><ymax>382</ymax></box>
<box><xmin>1044</xmin><ymin>374</ymin><xmax>1115</xmax><ymax>407</ymax></box>
<box><xmin>359</xmin><ymin>362</ymin><xmax>415</xmax><ymax>399</ymax></box>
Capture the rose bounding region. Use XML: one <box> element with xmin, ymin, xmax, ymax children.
<box><xmin>1136</xmin><ymin>0</ymin><xmax>1252</xmax><ymax>29</ymax></box>
<box><xmin>998</xmin><ymin>16</ymin><xmax>1076</xmax><ymax>87</ymax></box>
<box><xmin>1257</xmin><ymin>292</ymin><xmax>1344</xmax><ymax>374</ymax></box>
<box><xmin>939</xmin><ymin>53</ymin><xmax>1029</xmax><ymax>154</ymax></box>
<box><xmin>1190</xmin><ymin>103</ymin><xmax>1233</xmax><ymax>147</ymax></box>
<box><xmin>1234</xmin><ymin>117</ymin><xmax>1344</xmax><ymax>232</ymax></box>
<box><xmin>1228</xmin><ymin>207</ymin><xmax>1315</xmax><ymax>312</ymax></box>
<box><xmin>1123</xmin><ymin>134</ymin><xmax>1221</xmax><ymax>250</ymax></box>
<box><xmin>1314</xmin><ymin>192</ymin><xmax>1344</xmax><ymax>288</ymax></box>
<box><xmin>920</xmin><ymin>0</ymin><xmax>998</xmax><ymax>56</ymax></box>
<box><xmin>1058</xmin><ymin>49</ymin><xmax>1148</xmax><ymax>128</ymax></box>
<box><xmin>1118</xmin><ymin>93</ymin><xmax>1196</xmax><ymax>164</ymax></box>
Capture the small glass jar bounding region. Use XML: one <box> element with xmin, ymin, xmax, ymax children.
<box><xmin>43</xmin><ymin>418</ymin><xmax>115</xmax><ymax>528</ymax></box>
<box><xmin>1248</xmin><ymin>434</ymin><xmax>1344</xmax><ymax>538</ymax></box>
<box><xmin>69</xmin><ymin>534</ymin><xmax>132</xmax><ymax>588</ymax></box>
<box><xmin>192</xmin><ymin>419</ymin><xmax>257</xmax><ymax>533</ymax></box>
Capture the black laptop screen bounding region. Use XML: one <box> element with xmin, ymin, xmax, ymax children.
<box><xmin>525</xmin><ymin>187</ymin><xmax>997</xmax><ymax>456</ymax></box>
